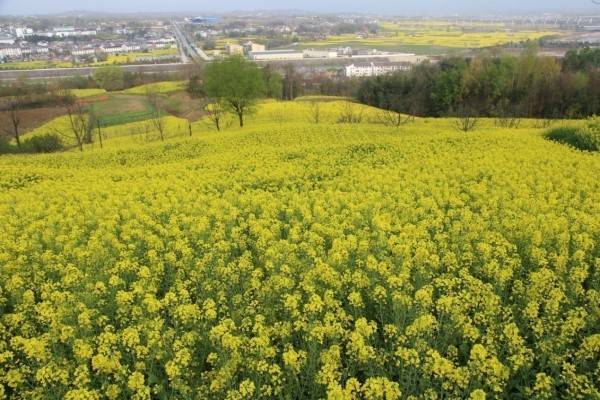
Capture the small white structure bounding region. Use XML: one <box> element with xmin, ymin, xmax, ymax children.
<box><xmin>101</xmin><ymin>43</ymin><xmax>142</xmax><ymax>54</ymax></box>
<box><xmin>243</xmin><ymin>41</ymin><xmax>266</xmax><ymax>53</ymax></box>
<box><xmin>303</xmin><ymin>49</ymin><xmax>338</xmax><ymax>59</ymax></box>
<box><xmin>72</xmin><ymin>48</ymin><xmax>96</xmax><ymax>56</ymax></box>
<box><xmin>0</xmin><ymin>36</ymin><xmax>15</xmax><ymax>45</ymax></box>
<box><xmin>39</xmin><ymin>28</ymin><xmax>97</xmax><ymax>38</ymax></box>
<box><xmin>21</xmin><ymin>47</ymin><xmax>49</xmax><ymax>55</ymax></box>
<box><xmin>0</xmin><ymin>45</ymin><xmax>22</xmax><ymax>58</ymax></box>
<box><xmin>13</xmin><ymin>27</ymin><xmax>34</xmax><ymax>38</ymax></box>
<box><xmin>344</xmin><ymin>62</ymin><xmax>411</xmax><ymax>78</ymax></box>
<box><xmin>225</xmin><ymin>43</ymin><xmax>244</xmax><ymax>55</ymax></box>
<box><xmin>248</xmin><ymin>50</ymin><xmax>304</xmax><ymax>61</ymax></box>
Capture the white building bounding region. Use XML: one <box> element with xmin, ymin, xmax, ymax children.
<box><xmin>248</xmin><ymin>50</ymin><xmax>304</xmax><ymax>61</ymax></box>
<box><xmin>72</xmin><ymin>48</ymin><xmax>96</xmax><ymax>56</ymax></box>
<box><xmin>0</xmin><ymin>36</ymin><xmax>15</xmax><ymax>45</ymax></box>
<box><xmin>13</xmin><ymin>27</ymin><xmax>33</xmax><ymax>38</ymax></box>
<box><xmin>243</xmin><ymin>41</ymin><xmax>266</xmax><ymax>53</ymax></box>
<box><xmin>21</xmin><ymin>47</ymin><xmax>49</xmax><ymax>55</ymax></box>
<box><xmin>303</xmin><ymin>49</ymin><xmax>338</xmax><ymax>59</ymax></box>
<box><xmin>101</xmin><ymin>43</ymin><xmax>142</xmax><ymax>54</ymax></box>
<box><xmin>225</xmin><ymin>43</ymin><xmax>244</xmax><ymax>55</ymax></box>
<box><xmin>39</xmin><ymin>28</ymin><xmax>97</xmax><ymax>38</ymax></box>
<box><xmin>0</xmin><ymin>45</ymin><xmax>22</xmax><ymax>58</ymax></box>
<box><xmin>344</xmin><ymin>62</ymin><xmax>411</xmax><ymax>78</ymax></box>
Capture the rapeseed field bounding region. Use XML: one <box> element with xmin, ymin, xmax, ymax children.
<box><xmin>0</xmin><ymin>101</ymin><xmax>599</xmax><ymax>399</ymax></box>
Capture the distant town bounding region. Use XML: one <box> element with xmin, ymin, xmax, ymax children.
<box><xmin>0</xmin><ymin>11</ymin><xmax>599</xmax><ymax>79</ymax></box>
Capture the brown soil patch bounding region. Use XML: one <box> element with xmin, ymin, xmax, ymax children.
<box><xmin>166</xmin><ymin>91</ymin><xmax>206</xmax><ymax>122</ymax></box>
<box><xmin>0</xmin><ymin>106</ymin><xmax>66</xmax><ymax>138</ymax></box>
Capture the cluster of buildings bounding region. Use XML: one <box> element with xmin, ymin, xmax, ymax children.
<box><xmin>0</xmin><ymin>23</ymin><xmax>178</xmax><ymax>64</ymax></box>
<box><xmin>343</xmin><ymin>61</ymin><xmax>412</xmax><ymax>77</ymax></box>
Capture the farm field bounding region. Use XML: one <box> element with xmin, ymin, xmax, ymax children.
<box><xmin>299</xmin><ymin>20</ymin><xmax>560</xmax><ymax>52</ymax></box>
<box><xmin>0</xmin><ymin>100</ymin><xmax>599</xmax><ymax>399</ymax></box>
<box><xmin>0</xmin><ymin>48</ymin><xmax>179</xmax><ymax>71</ymax></box>
<box><xmin>122</xmin><ymin>81</ymin><xmax>187</xmax><ymax>95</ymax></box>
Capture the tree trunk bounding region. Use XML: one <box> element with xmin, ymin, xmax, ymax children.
<box><xmin>238</xmin><ymin>112</ymin><xmax>244</xmax><ymax>127</ymax></box>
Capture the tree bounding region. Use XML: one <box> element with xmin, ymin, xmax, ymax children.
<box><xmin>263</xmin><ymin>65</ymin><xmax>283</xmax><ymax>99</ymax></box>
<box><xmin>93</xmin><ymin>66</ymin><xmax>125</xmax><ymax>91</ymax></box>
<box><xmin>204</xmin><ymin>99</ymin><xmax>232</xmax><ymax>131</ymax></box>
<box><xmin>204</xmin><ymin>56</ymin><xmax>265</xmax><ymax>127</ymax></box>
<box><xmin>454</xmin><ymin>106</ymin><xmax>479</xmax><ymax>133</ymax></box>
<box><xmin>337</xmin><ymin>102</ymin><xmax>363</xmax><ymax>124</ymax></box>
<box><xmin>146</xmin><ymin>88</ymin><xmax>165</xmax><ymax>141</ymax></box>
<box><xmin>282</xmin><ymin>63</ymin><xmax>300</xmax><ymax>100</ymax></box>
<box><xmin>2</xmin><ymin>97</ymin><xmax>23</xmax><ymax>149</ymax></box>
<box><xmin>54</xmin><ymin>102</ymin><xmax>89</xmax><ymax>151</ymax></box>
<box><xmin>307</xmin><ymin>101</ymin><xmax>321</xmax><ymax>124</ymax></box>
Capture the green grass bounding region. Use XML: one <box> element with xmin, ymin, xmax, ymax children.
<box><xmin>88</xmin><ymin>94</ymin><xmax>153</xmax><ymax>127</ymax></box>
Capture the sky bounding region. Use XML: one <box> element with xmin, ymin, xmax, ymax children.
<box><xmin>0</xmin><ymin>0</ymin><xmax>596</xmax><ymax>16</ymax></box>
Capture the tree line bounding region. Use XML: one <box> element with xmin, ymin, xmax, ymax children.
<box><xmin>356</xmin><ymin>46</ymin><xmax>600</xmax><ymax>119</ymax></box>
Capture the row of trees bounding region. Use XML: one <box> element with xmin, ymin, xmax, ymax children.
<box><xmin>357</xmin><ymin>46</ymin><xmax>600</xmax><ymax>119</ymax></box>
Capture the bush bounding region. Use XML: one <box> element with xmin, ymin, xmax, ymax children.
<box><xmin>545</xmin><ymin>120</ymin><xmax>600</xmax><ymax>152</ymax></box>
<box><xmin>23</xmin><ymin>134</ymin><xmax>64</xmax><ymax>153</ymax></box>
<box><xmin>0</xmin><ymin>136</ymin><xmax>12</xmax><ymax>154</ymax></box>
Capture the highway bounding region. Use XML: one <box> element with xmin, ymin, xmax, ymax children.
<box><xmin>172</xmin><ymin>22</ymin><xmax>212</xmax><ymax>62</ymax></box>
<box><xmin>0</xmin><ymin>62</ymin><xmax>191</xmax><ymax>80</ymax></box>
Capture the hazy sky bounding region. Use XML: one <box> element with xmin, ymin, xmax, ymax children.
<box><xmin>0</xmin><ymin>0</ymin><xmax>595</xmax><ymax>16</ymax></box>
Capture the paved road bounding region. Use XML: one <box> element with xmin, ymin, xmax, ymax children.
<box><xmin>172</xmin><ymin>22</ymin><xmax>212</xmax><ymax>62</ymax></box>
<box><xmin>0</xmin><ymin>63</ymin><xmax>191</xmax><ymax>80</ymax></box>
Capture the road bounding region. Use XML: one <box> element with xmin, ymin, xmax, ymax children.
<box><xmin>0</xmin><ymin>63</ymin><xmax>191</xmax><ymax>80</ymax></box>
<box><xmin>172</xmin><ymin>22</ymin><xmax>212</xmax><ymax>62</ymax></box>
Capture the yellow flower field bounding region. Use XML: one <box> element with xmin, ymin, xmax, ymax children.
<box><xmin>0</xmin><ymin>101</ymin><xmax>599</xmax><ymax>399</ymax></box>
<box><xmin>122</xmin><ymin>81</ymin><xmax>187</xmax><ymax>95</ymax></box>
<box><xmin>70</xmin><ymin>89</ymin><xmax>108</xmax><ymax>98</ymax></box>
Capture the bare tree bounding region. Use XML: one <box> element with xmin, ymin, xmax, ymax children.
<box><xmin>204</xmin><ymin>99</ymin><xmax>232</xmax><ymax>131</ymax></box>
<box><xmin>337</xmin><ymin>101</ymin><xmax>363</xmax><ymax>124</ymax></box>
<box><xmin>2</xmin><ymin>98</ymin><xmax>23</xmax><ymax>149</ymax></box>
<box><xmin>307</xmin><ymin>101</ymin><xmax>321</xmax><ymax>124</ymax></box>
<box><xmin>454</xmin><ymin>106</ymin><xmax>479</xmax><ymax>133</ymax></box>
<box><xmin>377</xmin><ymin>108</ymin><xmax>406</xmax><ymax>127</ymax></box>
<box><xmin>146</xmin><ymin>88</ymin><xmax>165</xmax><ymax>141</ymax></box>
<box><xmin>53</xmin><ymin>102</ymin><xmax>89</xmax><ymax>151</ymax></box>
<box><xmin>96</xmin><ymin>120</ymin><xmax>104</xmax><ymax>149</ymax></box>
<box><xmin>534</xmin><ymin>118</ymin><xmax>555</xmax><ymax>129</ymax></box>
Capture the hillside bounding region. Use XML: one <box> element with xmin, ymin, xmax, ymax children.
<box><xmin>0</xmin><ymin>103</ymin><xmax>599</xmax><ymax>399</ymax></box>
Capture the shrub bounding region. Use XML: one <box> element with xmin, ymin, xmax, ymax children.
<box><xmin>0</xmin><ymin>136</ymin><xmax>12</xmax><ymax>154</ymax></box>
<box><xmin>545</xmin><ymin>121</ymin><xmax>600</xmax><ymax>152</ymax></box>
<box><xmin>23</xmin><ymin>133</ymin><xmax>64</xmax><ymax>153</ymax></box>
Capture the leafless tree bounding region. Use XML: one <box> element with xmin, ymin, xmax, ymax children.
<box><xmin>377</xmin><ymin>108</ymin><xmax>407</xmax><ymax>127</ymax></box>
<box><xmin>495</xmin><ymin>115</ymin><xmax>521</xmax><ymax>129</ymax></box>
<box><xmin>454</xmin><ymin>106</ymin><xmax>479</xmax><ymax>133</ymax></box>
<box><xmin>337</xmin><ymin>101</ymin><xmax>363</xmax><ymax>124</ymax></box>
<box><xmin>307</xmin><ymin>101</ymin><xmax>321</xmax><ymax>124</ymax></box>
<box><xmin>204</xmin><ymin>99</ymin><xmax>232</xmax><ymax>131</ymax></box>
<box><xmin>146</xmin><ymin>88</ymin><xmax>165</xmax><ymax>141</ymax></box>
<box><xmin>53</xmin><ymin>102</ymin><xmax>89</xmax><ymax>151</ymax></box>
<box><xmin>2</xmin><ymin>97</ymin><xmax>23</xmax><ymax>148</ymax></box>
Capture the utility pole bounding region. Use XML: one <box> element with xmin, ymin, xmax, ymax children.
<box><xmin>97</xmin><ymin>120</ymin><xmax>103</xmax><ymax>149</ymax></box>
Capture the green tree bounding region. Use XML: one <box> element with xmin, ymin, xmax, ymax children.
<box><xmin>204</xmin><ymin>56</ymin><xmax>265</xmax><ymax>127</ymax></box>
<box><xmin>263</xmin><ymin>65</ymin><xmax>283</xmax><ymax>99</ymax></box>
<box><xmin>93</xmin><ymin>66</ymin><xmax>125</xmax><ymax>91</ymax></box>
